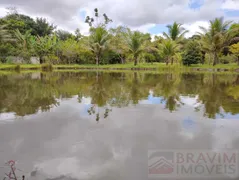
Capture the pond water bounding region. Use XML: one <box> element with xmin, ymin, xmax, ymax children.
<box><xmin>0</xmin><ymin>71</ymin><xmax>239</xmax><ymax>180</ymax></box>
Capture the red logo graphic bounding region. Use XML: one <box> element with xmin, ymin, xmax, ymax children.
<box><xmin>148</xmin><ymin>157</ymin><xmax>174</xmax><ymax>174</ymax></box>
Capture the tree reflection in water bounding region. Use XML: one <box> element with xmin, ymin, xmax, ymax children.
<box><xmin>0</xmin><ymin>72</ymin><xmax>239</xmax><ymax>119</ymax></box>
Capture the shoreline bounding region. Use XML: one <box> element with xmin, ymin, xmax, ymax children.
<box><xmin>0</xmin><ymin>64</ymin><xmax>239</xmax><ymax>73</ymax></box>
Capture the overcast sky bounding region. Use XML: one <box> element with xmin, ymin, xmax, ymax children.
<box><xmin>0</xmin><ymin>0</ymin><xmax>238</xmax><ymax>37</ymax></box>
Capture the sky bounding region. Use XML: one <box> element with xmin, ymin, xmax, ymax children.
<box><xmin>0</xmin><ymin>0</ymin><xmax>239</xmax><ymax>37</ymax></box>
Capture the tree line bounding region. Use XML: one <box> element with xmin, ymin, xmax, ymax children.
<box><xmin>0</xmin><ymin>8</ymin><xmax>238</xmax><ymax>66</ymax></box>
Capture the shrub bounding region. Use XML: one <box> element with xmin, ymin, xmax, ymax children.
<box><xmin>144</xmin><ymin>53</ymin><xmax>156</xmax><ymax>64</ymax></box>
<box><xmin>45</xmin><ymin>55</ymin><xmax>59</xmax><ymax>64</ymax></box>
<box><xmin>220</xmin><ymin>55</ymin><xmax>237</xmax><ymax>64</ymax></box>
<box><xmin>182</xmin><ymin>41</ymin><xmax>202</xmax><ymax>66</ymax></box>
<box><xmin>6</xmin><ymin>56</ymin><xmax>14</xmax><ymax>64</ymax></box>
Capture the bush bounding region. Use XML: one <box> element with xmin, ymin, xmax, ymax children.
<box><xmin>220</xmin><ymin>55</ymin><xmax>237</xmax><ymax>64</ymax></box>
<box><xmin>6</xmin><ymin>56</ymin><xmax>14</xmax><ymax>64</ymax></box>
<box><xmin>144</xmin><ymin>53</ymin><xmax>156</xmax><ymax>63</ymax></box>
<box><xmin>182</xmin><ymin>41</ymin><xmax>202</xmax><ymax>66</ymax></box>
<box><xmin>45</xmin><ymin>55</ymin><xmax>59</xmax><ymax>64</ymax></box>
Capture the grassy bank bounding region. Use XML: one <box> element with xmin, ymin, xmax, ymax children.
<box><xmin>0</xmin><ymin>63</ymin><xmax>239</xmax><ymax>72</ymax></box>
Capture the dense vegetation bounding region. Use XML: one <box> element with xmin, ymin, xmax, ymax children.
<box><xmin>0</xmin><ymin>8</ymin><xmax>238</xmax><ymax>66</ymax></box>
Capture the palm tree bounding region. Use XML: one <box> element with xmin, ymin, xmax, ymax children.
<box><xmin>88</xmin><ymin>26</ymin><xmax>110</xmax><ymax>65</ymax></box>
<box><xmin>0</xmin><ymin>25</ymin><xmax>13</xmax><ymax>42</ymax></box>
<box><xmin>163</xmin><ymin>22</ymin><xmax>188</xmax><ymax>41</ymax></box>
<box><xmin>123</xmin><ymin>30</ymin><xmax>147</xmax><ymax>66</ymax></box>
<box><xmin>200</xmin><ymin>17</ymin><xmax>232</xmax><ymax>35</ymax></box>
<box><xmin>158</xmin><ymin>40</ymin><xmax>179</xmax><ymax>65</ymax></box>
<box><xmin>199</xmin><ymin>17</ymin><xmax>235</xmax><ymax>66</ymax></box>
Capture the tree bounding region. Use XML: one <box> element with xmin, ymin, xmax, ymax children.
<box><xmin>199</xmin><ymin>17</ymin><xmax>235</xmax><ymax>66</ymax></box>
<box><xmin>2</xmin><ymin>13</ymin><xmax>36</xmax><ymax>35</ymax></box>
<box><xmin>57</xmin><ymin>38</ymin><xmax>80</xmax><ymax>64</ymax></box>
<box><xmin>109</xmin><ymin>26</ymin><xmax>129</xmax><ymax>64</ymax></box>
<box><xmin>88</xmin><ymin>26</ymin><xmax>110</xmax><ymax>65</ymax></box>
<box><xmin>163</xmin><ymin>22</ymin><xmax>188</xmax><ymax>41</ymax></box>
<box><xmin>229</xmin><ymin>43</ymin><xmax>239</xmax><ymax>65</ymax></box>
<box><xmin>74</xmin><ymin>28</ymin><xmax>82</xmax><ymax>41</ymax></box>
<box><xmin>123</xmin><ymin>30</ymin><xmax>149</xmax><ymax>66</ymax></box>
<box><xmin>230</xmin><ymin>23</ymin><xmax>239</xmax><ymax>37</ymax></box>
<box><xmin>0</xmin><ymin>13</ymin><xmax>56</xmax><ymax>37</ymax></box>
<box><xmin>85</xmin><ymin>8</ymin><xmax>112</xmax><ymax>65</ymax></box>
<box><xmin>33</xmin><ymin>18</ymin><xmax>56</xmax><ymax>37</ymax></box>
<box><xmin>229</xmin><ymin>23</ymin><xmax>239</xmax><ymax>46</ymax></box>
<box><xmin>14</xmin><ymin>29</ymin><xmax>32</xmax><ymax>50</ymax></box>
<box><xmin>56</xmin><ymin>30</ymin><xmax>74</xmax><ymax>41</ymax></box>
<box><xmin>77</xmin><ymin>37</ymin><xmax>94</xmax><ymax>64</ymax></box>
<box><xmin>182</xmin><ymin>40</ymin><xmax>202</xmax><ymax>66</ymax></box>
<box><xmin>85</xmin><ymin>8</ymin><xmax>112</xmax><ymax>28</ymax></box>
<box><xmin>158</xmin><ymin>40</ymin><xmax>179</xmax><ymax>65</ymax></box>
<box><xmin>31</xmin><ymin>35</ymin><xmax>58</xmax><ymax>64</ymax></box>
<box><xmin>0</xmin><ymin>25</ymin><xmax>15</xmax><ymax>62</ymax></box>
<box><xmin>14</xmin><ymin>29</ymin><xmax>34</xmax><ymax>61</ymax></box>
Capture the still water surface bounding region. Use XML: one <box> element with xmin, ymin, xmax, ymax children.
<box><xmin>0</xmin><ymin>71</ymin><xmax>239</xmax><ymax>180</ymax></box>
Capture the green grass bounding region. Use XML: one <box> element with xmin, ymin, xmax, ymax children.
<box><xmin>54</xmin><ymin>63</ymin><xmax>182</xmax><ymax>70</ymax></box>
<box><xmin>0</xmin><ymin>63</ymin><xmax>238</xmax><ymax>72</ymax></box>
<box><xmin>190</xmin><ymin>63</ymin><xmax>239</xmax><ymax>69</ymax></box>
<box><xmin>0</xmin><ymin>64</ymin><xmax>42</xmax><ymax>70</ymax></box>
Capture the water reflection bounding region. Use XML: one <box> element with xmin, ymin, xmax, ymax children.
<box><xmin>0</xmin><ymin>71</ymin><xmax>239</xmax><ymax>120</ymax></box>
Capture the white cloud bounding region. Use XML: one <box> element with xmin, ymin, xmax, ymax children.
<box><xmin>183</xmin><ymin>21</ymin><xmax>210</xmax><ymax>38</ymax></box>
<box><xmin>81</xmin><ymin>97</ymin><xmax>92</xmax><ymax>105</ymax></box>
<box><xmin>222</xmin><ymin>0</ymin><xmax>239</xmax><ymax>10</ymax></box>
<box><xmin>0</xmin><ymin>112</ymin><xmax>16</xmax><ymax>122</ymax></box>
<box><xmin>180</xmin><ymin>95</ymin><xmax>200</xmax><ymax>107</ymax></box>
<box><xmin>131</xmin><ymin>23</ymin><xmax>156</xmax><ymax>33</ymax></box>
<box><xmin>0</xmin><ymin>0</ymin><xmax>237</xmax><ymax>35</ymax></box>
<box><xmin>0</xmin><ymin>7</ymin><xmax>7</xmax><ymax>17</ymax></box>
<box><xmin>151</xmin><ymin>33</ymin><xmax>164</xmax><ymax>41</ymax></box>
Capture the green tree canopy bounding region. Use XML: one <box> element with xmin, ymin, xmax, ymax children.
<box><xmin>163</xmin><ymin>22</ymin><xmax>188</xmax><ymax>41</ymax></box>
<box><xmin>229</xmin><ymin>42</ymin><xmax>239</xmax><ymax>65</ymax></box>
<box><xmin>158</xmin><ymin>40</ymin><xmax>179</xmax><ymax>65</ymax></box>
<box><xmin>33</xmin><ymin>18</ymin><xmax>56</xmax><ymax>37</ymax></box>
<box><xmin>182</xmin><ymin>40</ymin><xmax>202</xmax><ymax>66</ymax></box>
<box><xmin>198</xmin><ymin>18</ymin><xmax>236</xmax><ymax>66</ymax></box>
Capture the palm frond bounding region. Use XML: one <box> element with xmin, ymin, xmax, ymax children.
<box><xmin>0</xmin><ymin>25</ymin><xmax>14</xmax><ymax>42</ymax></box>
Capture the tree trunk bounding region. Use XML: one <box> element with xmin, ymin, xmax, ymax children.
<box><xmin>134</xmin><ymin>58</ymin><xmax>138</xmax><ymax>66</ymax></box>
<box><xmin>96</xmin><ymin>50</ymin><xmax>101</xmax><ymax>65</ymax></box>
<box><xmin>201</xmin><ymin>51</ymin><xmax>205</xmax><ymax>64</ymax></box>
<box><xmin>96</xmin><ymin>56</ymin><xmax>99</xmax><ymax>65</ymax></box>
<box><xmin>40</xmin><ymin>56</ymin><xmax>44</xmax><ymax>64</ymax></box>
<box><xmin>213</xmin><ymin>52</ymin><xmax>219</xmax><ymax>66</ymax></box>
<box><xmin>166</xmin><ymin>57</ymin><xmax>169</xmax><ymax>65</ymax></box>
<box><xmin>120</xmin><ymin>56</ymin><xmax>124</xmax><ymax>64</ymax></box>
<box><xmin>171</xmin><ymin>57</ymin><xmax>174</xmax><ymax>65</ymax></box>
